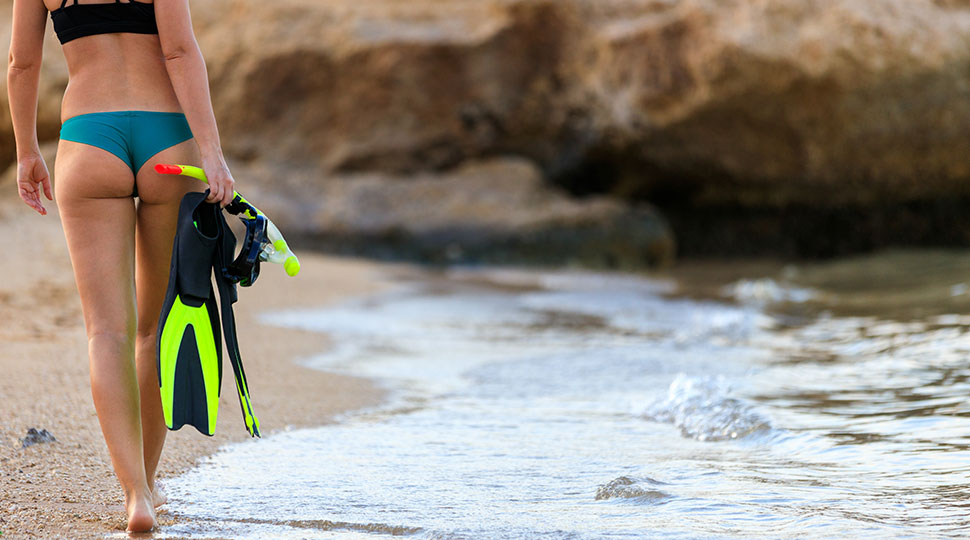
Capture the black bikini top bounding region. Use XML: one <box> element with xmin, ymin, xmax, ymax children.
<box><xmin>51</xmin><ymin>0</ymin><xmax>158</xmax><ymax>45</ymax></box>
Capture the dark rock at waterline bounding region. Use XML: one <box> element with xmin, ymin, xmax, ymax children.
<box><xmin>21</xmin><ymin>428</ymin><xmax>56</xmax><ymax>448</ymax></box>
<box><xmin>235</xmin><ymin>158</ymin><xmax>675</xmax><ymax>269</ymax></box>
<box><xmin>664</xmin><ymin>195</ymin><xmax>970</xmax><ymax>258</ymax></box>
<box><xmin>301</xmin><ymin>211</ymin><xmax>671</xmax><ymax>269</ymax></box>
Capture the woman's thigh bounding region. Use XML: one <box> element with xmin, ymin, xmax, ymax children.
<box><xmin>133</xmin><ymin>138</ymin><xmax>203</xmax><ymax>335</ymax></box>
<box><xmin>54</xmin><ymin>140</ymin><xmax>137</xmax><ymax>337</ymax></box>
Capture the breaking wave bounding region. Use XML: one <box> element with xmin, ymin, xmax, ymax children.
<box><xmin>595</xmin><ymin>476</ymin><xmax>672</xmax><ymax>504</ymax></box>
<box><xmin>643</xmin><ymin>374</ymin><xmax>772</xmax><ymax>442</ymax></box>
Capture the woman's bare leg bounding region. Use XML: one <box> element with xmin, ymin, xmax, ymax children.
<box><xmin>55</xmin><ymin>141</ymin><xmax>155</xmax><ymax>533</ymax></box>
<box><xmin>133</xmin><ymin>139</ymin><xmax>204</xmax><ymax>503</ymax></box>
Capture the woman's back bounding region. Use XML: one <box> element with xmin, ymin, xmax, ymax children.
<box><xmin>41</xmin><ymin>0</ymin><xmax>180</xmax><ymax>120</ymax></box>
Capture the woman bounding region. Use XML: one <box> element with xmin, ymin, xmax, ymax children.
<box><xmin>8</xmin><ymin>0</ymin><xmax>236</xmax><ymax>532</ymax></box>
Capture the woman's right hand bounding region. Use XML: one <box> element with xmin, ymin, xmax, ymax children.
<box><xmin>201</xmin><ymin>154</ymin><xmax>236</xmax><ymax>208</ymax></box>
<box><xmin>16</xmin><ymin>153</ymin><xmax>53</xmax><ymax>216</ymax></box>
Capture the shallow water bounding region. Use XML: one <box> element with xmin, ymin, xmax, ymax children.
<box><xmin>166</xmin><ymin>250</ymin><xmax>970</xmax><ymax>539</ymax></box>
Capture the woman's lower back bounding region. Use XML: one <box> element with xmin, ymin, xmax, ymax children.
<box><xmin>60</xmin><ymin>32</ymin><xmax>182</xmax><ymax>121</ymax></box>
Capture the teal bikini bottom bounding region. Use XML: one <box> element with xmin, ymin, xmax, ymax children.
<box><xmin>59</xmin><ymin>110</ymin><xmax>194</xmax><ymax>197</ymax></box>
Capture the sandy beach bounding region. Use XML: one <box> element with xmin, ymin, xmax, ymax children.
<box><xmin>0</xmin><ymin>164</ymin><xmax>398</xmax><ymax>538</ymax></box>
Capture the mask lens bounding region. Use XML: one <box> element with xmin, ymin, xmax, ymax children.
<box><xmin>224</xmin><ymin>214</ymin><xmax>268</xmax><ymax>287</ymax></box>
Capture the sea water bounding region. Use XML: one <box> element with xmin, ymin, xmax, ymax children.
<box><xmin>164</xmin><ymin>250</ymin><xmax>970</xmax><ymax>539</ymax></box>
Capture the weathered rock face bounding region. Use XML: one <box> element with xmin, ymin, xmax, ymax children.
<box><xmin>192</xmin><ymin>0</ymin><xmax>585</xmax><ymax>176</ymax></box>
<box><xmin>194</xmin><ymin>0</ymin><xmax>970</xmax><ymax>257</ymax></box>
<box><xmin>5</xmin><ymin>0</ymin><xmax>970</xmax><ymax>260</ymax></box>
<box><xmin>192</xmin><ymin>0</ymin><xmax>970</xmax><ymax>204</ymax></box>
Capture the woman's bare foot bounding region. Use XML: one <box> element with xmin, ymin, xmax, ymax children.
<box><xmin>126</xmin><ymin>493</ymin><xmax>157</xmax><ymax>533</ymax></box>
<box><xmin>151</xmin><ymin>482</ymin><xmax>168</xmax><ymax>508</ymax></box>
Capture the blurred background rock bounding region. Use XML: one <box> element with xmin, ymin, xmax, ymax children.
<box><xmin>6</xmin><ymin>0</ymin><xmax>970</xmax><ymax>267</ymax></box>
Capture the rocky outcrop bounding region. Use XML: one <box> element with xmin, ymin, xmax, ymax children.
<box><xmin>192</xmin><ymin>0</ymin><xmax>970</xmax><ymax>205</ymax></box>
<box><xmin>6</xmin><ymin>0</ymin><xmax>970</xmax><ymax>260</ymax></box>
<box><xmin>192</xmin><ymin>0</ymin><xmax>970</xmax><ymax>256</ymax></box>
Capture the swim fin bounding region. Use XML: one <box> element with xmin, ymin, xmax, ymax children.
<box><xmin>157</xmin><ymin>192</ymin><xmax>224</xmax><ymax>436</ymax></box>
<box><xmin>157</xmin><ymin>191</ymin><xmax>261</xmax><ymax>437</ymax></box>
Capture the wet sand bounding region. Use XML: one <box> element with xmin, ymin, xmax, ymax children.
<box><xmin>0</xmin><ymin>166</ymin><xmax>396</xmax><ymax>538</ymax></box>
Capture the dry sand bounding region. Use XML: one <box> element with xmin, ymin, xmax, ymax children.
<box><xmin>0</xmin><ymin>166</ymin><xmax>409</xmax><ymax>538</ymax></box>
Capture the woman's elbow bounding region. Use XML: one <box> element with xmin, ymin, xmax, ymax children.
<box><xmin>163</xmin><ymin>45</ymin><xmax>186</xmax><ymax>62</ymax></box>
<box><xmin>162</xmin><ymin>43</ymin><xmax>198</xmax><ymax>63</ymax></box>
<box><xmin>8</xmin><ymin>50</ymin><xmax>40</xmax><ymax>72</ymax></box>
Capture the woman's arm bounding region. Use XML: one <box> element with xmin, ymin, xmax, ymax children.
<box><xmin>155</xmin><ymin>0</ymin><xmax>235</xmax><ymax>207</ymax></box>
<box><xmin>7</xmin><ymin>0</ymin><xmax>53</xmax><ymax>215</ymax></box>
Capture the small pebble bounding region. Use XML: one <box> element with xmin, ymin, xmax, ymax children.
<box><xmin>21</xmin><ymin>428</ymin><xmax>56</xmax><ymax>448</ymax></box>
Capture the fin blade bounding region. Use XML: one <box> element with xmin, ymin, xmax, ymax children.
<box><xmin>158</xmin><ymin>294</ymin><xmax>221</xmax><ymax>436</ymax></box>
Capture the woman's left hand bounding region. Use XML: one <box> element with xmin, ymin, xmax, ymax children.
<box><xmin>16</xmin><ymin>153</ymin><xmax>53</xmax><ymax>216</ymax></box>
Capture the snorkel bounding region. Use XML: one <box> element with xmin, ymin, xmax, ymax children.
<box><xmin>155</xmin><ymin>164</ymin><xmax>302</xmax><ymax>278</ymax></box>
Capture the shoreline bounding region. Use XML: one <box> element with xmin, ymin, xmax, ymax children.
<box><xmin>0</xmin><ymin>189</ymin><xmax>404</xmax><ymax>539</ymax></box>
